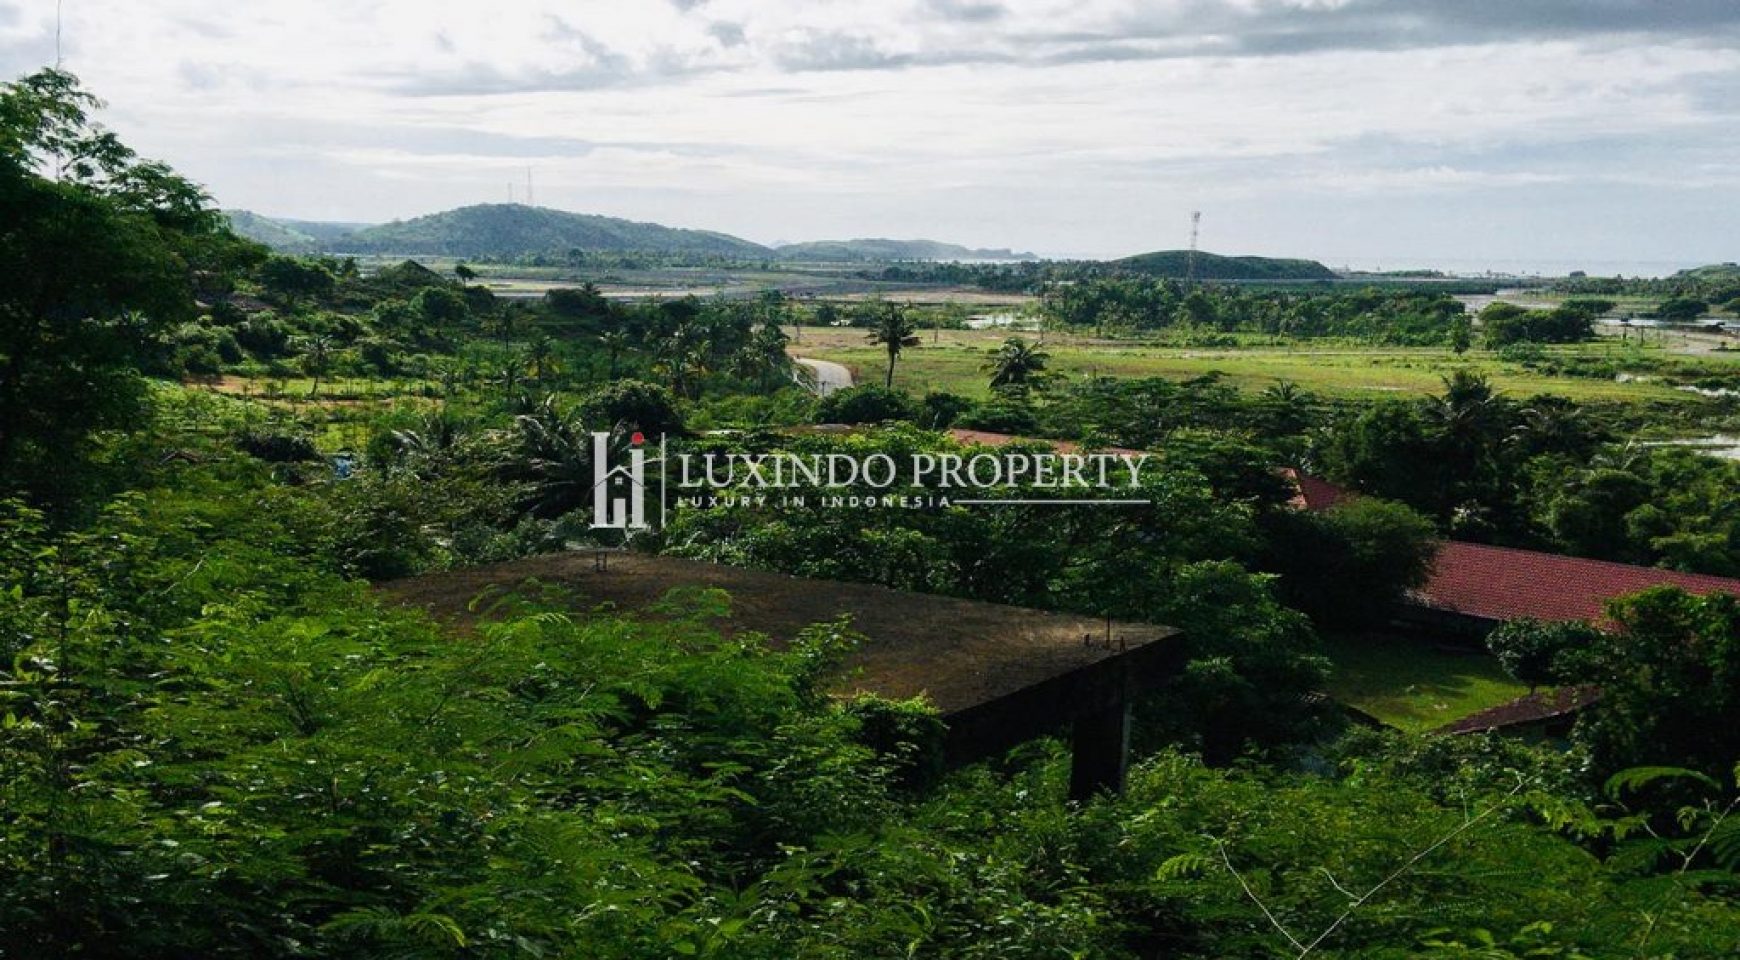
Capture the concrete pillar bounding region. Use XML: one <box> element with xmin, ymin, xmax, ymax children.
<box><xmin>1068</xmin><ymin>695</ymin><xmax>1131</xmax><ymax>801</ymax></box>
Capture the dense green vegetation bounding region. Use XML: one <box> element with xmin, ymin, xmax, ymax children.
<box><xmin>1115</xmin><ymin>249</ymin><xmax>1338</xmax><ymax>281</ymax></box>
<box><xmin>327</xmin><ymin>203</ymin><xmax>773</xmax><ymax>259</ymax></box>
<box><xmin>1042</xmin><ymin>281</ymin><xmax>1468</xmax><ymax>342</ymax></box>
<box><xmin>6</xmin><ymin>69</ymin><xmax>1740</xmax><ymax>957</ymax></box>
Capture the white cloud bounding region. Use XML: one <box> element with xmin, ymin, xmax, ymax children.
<box><xmin>5</xmin><ymin>0</ymin><xmax>1737</xmax><ymax>264</ymax></box>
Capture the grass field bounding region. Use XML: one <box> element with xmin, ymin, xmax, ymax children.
<box><xmin>1320</xmin><ymin>633</ymin><xmax>1528</xmax><ymax>733</ymax></box>
<box><xmin>790</xmin><ymin>325</ymin><xmax>1734</xmax><ymax>402</ymax></box>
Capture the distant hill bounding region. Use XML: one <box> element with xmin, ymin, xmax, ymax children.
<box><xmin>1674</xmin><ymin>263</ymin><xmax>1740</xmax><ymax>280</ymax></box>
<box><xmin>225</xmin><ymin>210</ymin><xmax>323</xmax><ymax>253</ymax></box>
<box><xmin>225</xmin><ymin>211</ymin><xmax>376</xmax><ymax>252</ymax></box>
<box><xmin>273</xmin><ymin>218</ymin><xmax>375</xmax><ymax>244</ymax></box>
<box><xmin>775</xmin><ymin>238</ymin><xmax>1037</xmax><ymax>262</ymax></box>
<box><xmin>327</xmin><ymin>204</ymin><xmax>771</xmax><ymax>259</ymax></box>
<box><xmin>1116</xmin><ymin>249</ymin><xmax>1338</xmax><ymax>281</ymax></box>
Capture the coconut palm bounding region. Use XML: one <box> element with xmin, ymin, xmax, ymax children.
<box><xmin>387</xmin><ymin>410</ymin><xmax>470</xmax><ymax>472</ymax></box>
<box><xmin>509</xmin><ymin>395</ymin><xmax>604</xmax><ymax>518</ymax></box>
<box><xmin>1258</xmin><ymin>380</ymin><xmax>1313</xmax><ymax>434</ymax></box>
<box><xmin>1510</xmin><ymin>396</ymin><xmax>1595</xmax><ymax>459</ymax></box>
<box><xmin>866</xmin><ymin>302</ymin><xmax>921</xmax><ymax>389</ymax></box>
<box><xmin>599</xmin><ymin>330</ymin><xmax>632</xmax><ymax>379</ymax></box>
<box><xmin>295</xmin><ymin>333</ymin><xmax>334</xmax><ymax>398</ymax></box>
<box><xmin>1426</xmin><ymin>370</ymin><xmax>1507</xmax><ymax>456</ymax></box>
<box><xmin>654</xmin><ymin>320</ymin><xmax>711</xmax><ymax>399</ymax></box>
<box><xmin>525</xmin><ymin>335</ymin><xmax>560</xmax><ymax>384</ymax></box>
<box><xmin>984</xmin><ymin>337</ymin><xmax>1052</xmax><ymax>393</ymax></box>
<box><xmin>735</xmin><ymin>322</ymin><xmax>793</xmax><ymax>391</ymax></box>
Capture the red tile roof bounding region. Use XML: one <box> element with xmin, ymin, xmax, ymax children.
<box><xmin>1414</xmin><ymin>540</ymin><xmax>1740</xmax><ymax>626</ymax></box>
<box><xmin>944</xmin><ymin>429</ymin><xmax>1145</xmax><ymax>458</ymax></box>
<box><xmin>1435</xmin><ymin>684</ymin><xmax>1604</xmax><ymax>735</ymax></box>
<box><xmin>1277</xmin><ymin>468</ymin><xmax>1357</xmax><ymax>513</ymax></box>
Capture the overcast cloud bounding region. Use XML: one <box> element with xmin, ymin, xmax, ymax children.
<box><xmin>2</xmin><ymin>0</ymin><xmax>1736</xmax><ymax>269</ymax></box>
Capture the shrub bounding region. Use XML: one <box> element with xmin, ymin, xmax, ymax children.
<box><xmin>579</xmin><ymin>379</ymin><xmax>685</xmax><ymax>436</ymax></box>
<box><xmin>236</xmin><ymin>427</ymin><xmax>319</xmax><ymax>463</ymax></box>
<box><xmin>813</xmin><ymin>385</ymin><xmax>917</xmax><ymax>424</ymax></box>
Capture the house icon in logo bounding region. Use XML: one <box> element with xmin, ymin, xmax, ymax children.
<box><xmin>592</xmin><ymin>431</ymin><xmax>648</xmax><ymax>530</ymax></box>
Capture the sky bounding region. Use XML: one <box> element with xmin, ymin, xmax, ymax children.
<box><xmin>2</xmin><ymin>0</ymin><xmax>1738</xmax><ymax>271</ymax></box>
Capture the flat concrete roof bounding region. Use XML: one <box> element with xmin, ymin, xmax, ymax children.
<box><xmin>381</xmin><ymin>551</ymin><xmax>1179</xmax><ymax>716</ymax></box>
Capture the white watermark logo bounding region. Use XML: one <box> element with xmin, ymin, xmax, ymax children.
<box><xmin>589</xmin><ymin>433</ymin><xmax>1150</xmax><ymax>531</ymax></box>
<box><xmin>592</xmin><ymin>431</ymin><xmax>650</xmax><ymax>530</ymax></box>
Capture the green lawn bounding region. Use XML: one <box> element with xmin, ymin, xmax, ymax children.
<box><xmin>800</xmin><ymin>334</ymin><xmax>1711</xmax><ymax>403</ymax></box>
<box><xmin>1319</xmin><ymin>633</ymin><xmax>1528</xmax><ymax>734</ymax></box>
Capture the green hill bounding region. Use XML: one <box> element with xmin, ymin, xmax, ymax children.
<box><xmin>330</xmin><ymin>204</ymin><xmax>771</xmax><ymax>259</ymax></box>
<box><xmin>224</xmin><ymin>211</ymin><xmax>376</xmax><ymax>252</ymax></box>
<box><xmin>1673</xmin><ymin>262</ymin><xmax>1740</xmax><ymax>280</ymax></box>
<box><xmin>224</xmin><ymin>210</ymin><xmax>323</xmax><ymax>253</ymax></box>
<box><xmin>273</xmin><ymin>217</ymin><xmax>375</xmax><ymax>244</ymax></box>
<box><xmin>1116</xmin><ymin>249</ymin><xmax>1338</xmax><ymax>281</ymax></box>
<box><xmin>776</xmin><ymin>238</ymin><xmax>1037</xmax><ymax>262</ymax></box>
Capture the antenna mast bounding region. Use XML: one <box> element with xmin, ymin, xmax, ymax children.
<box><xmin>526</xmin><ymin>166</ymin><xmax>534</xmax><ymax>207</ymax></box>
<box><xmin>1185</xmin><ymin>210</ymin><xmax>1202</xmax><ymax>283</ymax></box>
<box><xmin>55</xmin><ymin>0</ymin><xmax>64</xmax><ymax>68</ymax></box>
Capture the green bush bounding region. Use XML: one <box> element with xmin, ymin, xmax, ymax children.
<box><xmin>814</xmin><ymin>385</ymin><xmax>917</xmax><ymax>424</ymax></box>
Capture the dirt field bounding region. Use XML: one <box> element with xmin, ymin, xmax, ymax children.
<box><xmin>380</xmin><ymin>551</ymin><xmax>1177</xmax><ymax>715</ymax></box>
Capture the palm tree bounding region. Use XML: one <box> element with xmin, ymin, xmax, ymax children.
<box><xmin>1258</xmin><ymin>380</ymin><xmax>1312</xmax><ymax>434</ymax></box>
<box><xmin>599</xmin><ymin>330</ymin><xmax>631</xmax><ymax>379</ymax></box>
<box><xmin>1428</xmin><ymin>371</ymin><xmax>1506</xmax><ymax>454</ymax></box>
<box><xmin>510</xmin><ymin>395</ymin><xmax>603</xmax><ymax>518</ymax></box>
<box><xmin>866</xmin><ymin>302</ymin><xmax>921</xmax><ymax>389</ymax></box>
<box><xmin>654</xmin><ymin>320</ymin><xmax>710</xmax><ymax>399</ymax></box>
<box><xmin>984</xmin><ymin>337</ymin><xmax>1052</xmax><ymax>392</ymax></box>
<box><xmin>736</xmin><ymin>322</ymin><xmax>793</xmax><ymax>391</ymax></box>
<box><xmin>492</xmin><ymin>359</ymin><xmax>523</xmax><ymax>402</ymax></box>
<box><xmin>296</xmin><ymin>334</ymin><xmax>334</xmax><ymax>398</ymax></box>
<box><xmin>1510</xmin><ymin>396</ymin><xmax>1593</xmax><ymax>458</ymax></box>
<box><xmin>525</xmin><ymin>335</ymin><xmax>560</xmax><ymax>385</ymax></box>
<box><xmin>388</xmin><ymin>411</ymin><xmax>469</xmax><ymax>471</ymax></box>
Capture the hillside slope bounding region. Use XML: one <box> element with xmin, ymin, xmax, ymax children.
<box><xmin>224</xmin><ymin>210</ymin><xmax>322</xmax><ymax>253</ymax></box>
<box><xmin>1116</xmin><ymin>249</ymin><xmax>1338</xmax><ymax>281</ymax></box>
<box><xmin>776</xmin><ymin>238</ymin><xmax>1037</xmax><ymax>261</ymax></box>
<box><xmin>330</xmin><ymin>204</ymin><xmax>771</xmax><ymax>258</ymax></box>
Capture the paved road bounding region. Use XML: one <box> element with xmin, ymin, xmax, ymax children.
<box><xmin>793</xmin><ymin>357</ymin><xmax>853</xmax><ymax>396</ymax></box>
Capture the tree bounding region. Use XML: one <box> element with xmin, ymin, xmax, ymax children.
<box><xmin>865</xmin><ymin>302</ymin><xmax>920</xmax><ymax>389</ymax></box>
<box><xmin>0</xmin><ymin>69</ymin><xmax>255</xmax><ymax>498</ymax></box>
<box><xmin>1575</xmin><ymin>587</ymin><xmax>1740</xmax><ymax>779</ymax></box>
<box><xmin>1320</xmin><ymin>400</ymin><xmax>1445</xmax><ymax>510</ymax></box>
<box><xmin>1257</xmin><ymin>380</ymin><xmax>1313</xmax><ymax>435</ymax></box>
<box><xmin>1261</xmin><ymin>497</ymin><xmax>1440</xmax><ymax>629</ymax></box>
<box><xmin>1654</xmin><ymin>296</ymin><xmax>1706</xmax><ymax>322</ymax></box>
<box><xmin>983</xmin><ymin>337</ymin><xmax>1052</xmax><ymax>393</ymax></box>
<box><xmin>295</xmin><ymin>333</ymin><xmax>335</xmax><ymax>397</ymax></box>
<box><xmin>413</xmin><ymin>286</ymin><xmax>470</xmax><ymax>327</ymax></box>
<box><xmin>1546</xmin><ymin>468</ymin><xmax>1651</xmax><ymax>561</ymax></box>
<box><xmin>578</xmin><ymin>379</ymin><xmax>684</xmax><ymax>437</ymax></box>
<box><xmin>1481</xmin><ymin>302</ymin><xmax>1594</xmax><ymax>346</ymax></box>
<box><xmin>453</xmin><ymin>262</ymin><xmax>477</xmax><ymax>281</ymax></box>
<box><xmin>599</xmin><ymin>330</ymin><xmax>631</xmax><ymax>379</ymax></box>
<box><xmin>525</xmin><ymin>334</ymin><xmax>560</xmax><ymax>384</ymax></box>
<box><xmin>1486</xmin><ymin>618</ymin><xmax>1603</xmax><ymax>691</ymax></box>
<box><xmin>258</xmin><ymin>255</ymin><xmax>335</xmax><ymax>308</ymax></box>
<box><xmin>735</xmin><ymin>322</ymin><xmax>792</xmax><ymax>392</ymax></box>
<box><xmin>813</xmin><ymin>385</ymin><xmax>917</xmax><ymax>425</ymax></box>
<box><xmin>1449</xmin><ymin>314</ymin><xmax>1473</xmax><ymax>354</ymax></box>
